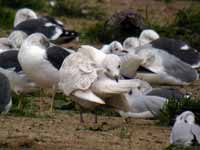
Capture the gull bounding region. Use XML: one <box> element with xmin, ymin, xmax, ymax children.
<box><xmin>131</xmin><ymin>45</ymin><xmax>199</xmax><ymax>85</ymax></box>
<box><xmin>123</xmin><ymin>29</ymin><xmax>160</xmax><ymax>49</ymax></box>
<box><xmin>150</xmin><ymin>37</ymin><xmax>200</xmax><ymax>68</ymax></box>
<box><xmin>18</xmin><ymin>33</ymin><xmax>72</xmax><ymax>111</ymax></box>
<box><xmin>14</xmin><ymin>8</ymin><xmax>78</xmax><ymax>43</ymax></box>
<box><xmin>14</xmin><ymin>8</ymin><xmax>64</xmax><ymax>27</ymax></box>
<box><xmin>59</xmin><ymin>45</ymin><xmax>148</xmax><ymax>123</ymax></box>
<box><xmin>170</xmin><ymin>111</ymin><xmax>200</xmax><ymax>146</ymax></box>
<box><xmin>100</xmin><ymin>41</ymin><xmax>124</xmax><ymax>55</ymax></box>
<box><xmin>116</xmin><ymin>87</ymin><xmax>190</xmax><ymax>118</ymax></box>
<box><xmin>124</xmin><ymin>30</ymin><xmax>200</xmax><ymax>68</ymax></box>
<box><xmin>0</xmin><ymin>50</ymin><xmax>38</xmax><ymax>109</ymax></box>
<box><xmin>0</xmin><ymin>38</ymin><xmax>15</xmax><ymax>53</ymax></box>
<box><xmin>0</xmin><ymin>72</ymin><xmax>12</xmax><ymax>114</ymax></box>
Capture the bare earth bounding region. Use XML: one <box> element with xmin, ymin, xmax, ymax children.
<box><xmin>0</xmin><ymin>113</ymin><xmax>170</xmax><ymax>150</ymax></box>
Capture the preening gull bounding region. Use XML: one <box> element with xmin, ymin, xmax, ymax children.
<box><xmin>170</xmin><ymin>111</ymin><xmax>200</xmax><ymax>146</ymax></box>
<box><xmin>126</xmin><ymin>44</ymin><xmax>199</xmax><ymax>85</ymax></box>
<box><xmin>14</xmin><ymin>8</ymin><xmax>78</xmax><ymax>43</ymax></box>
<box><xmin>59</xmin><ymin>46</ymin><xmax>149</xmax><ymax>121</ymax></box>
<box><xmin>0</xmin><ymin>50</ymin><xmax>38</xmax><ymax>109</ymax></box>
<box><xmin>0</xmin><ymin>72</ymin><xmax>12</xmax><ymax>114</ymax></box>
<box><xmin>18</xmin><ymin>33</ymin><xmax>72</xmax><ymax>111</ymax></box>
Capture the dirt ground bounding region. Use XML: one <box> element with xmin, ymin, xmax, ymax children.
<box><xmin>0</xmin><ymin>0</ymin><xmax>200</xmax><ymax>150</ymax></box>
<box><xmin>0</xmin><ymin>113</ymin><xmax>170</xmax><ymax>150</ymax></box>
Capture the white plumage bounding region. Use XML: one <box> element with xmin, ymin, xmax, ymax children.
<box><xmin>170</xmin><ymin>111</ymin><xmax>200</xmax><ymax>146</ymax></box>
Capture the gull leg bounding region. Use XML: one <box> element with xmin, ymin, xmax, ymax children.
<box><xmin>80</xmin><ymin>108</ymin><xmax>84</xmax><ymax>123</ymax></box>
<box><xmin>49</xmin><ymin>85</ymin><xmax>56</xmax><ymax>112</ymax></box>
<box><xmin>94</xmin><ymin>112</ymin><xmax>98</xmax><ymax>124</ymax></box>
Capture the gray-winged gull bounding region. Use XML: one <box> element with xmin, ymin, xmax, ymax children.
<box><xmin>0</xmin><ymin>72</ymin><xmax>12</xmax><ymax>114</ymax></box>
<box><xmin>124</xmin><ymin>30</ymin><xmax>200</xmax><ymax>68</ymax></box>
<box><xmin>18</xmin><ymin>33</ymin><xmax>72</xmax><ymax>111</ymax></box>
<box><xmin>59</xmin><ymin>45</ymin><xmax>149</xmax><ymax>123</ymax></box>
<box><xmin>121</xmin><ymin>43</ymin><xmax>199</xmax><ymax>85</ymax></box>
<box><xmin>170</xmin><ymin>111</ymin><xmax>200</xmax><ymax>146</ymax></box>
<box><xmin>116</xmin><ymin>87</ymin><xmax>190</xmax><ymax>118</ymax></box>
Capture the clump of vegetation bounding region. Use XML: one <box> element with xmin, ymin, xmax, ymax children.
<box><xmin>0</xmin><ymin>0</ymin><xmax>47</xmax><ymax>10</ymax></box>
<box><xmin>156</xmin><ymin>98</ymin><xmax>200</xmax><ymax>126</ymax></box>
<box><xmin>51</xmin><ymin>0</ymin><xmax>106</xmax><ymax>20</ymax></box>
<box><xmin>150</xmin><ymin>5</ymin><xmax>200</xmax><ymax>50</ymax></box>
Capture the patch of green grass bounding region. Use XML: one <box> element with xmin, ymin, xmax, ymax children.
<box><xmin>0</xmin><ymin>7</ymin><xmax>15</xmax><ymax>30</ymax></box>
<box><xmin>166</xmin><ymin>145</ymin><xmax>200</xmax><ymax>150</ymax></box>
<box><xmin>156</xmin><ymin>98</ymin><xmax>200</xmax><ymax>126</ymax></box>
<box><xmin>0</xmin><ymin>0</ymin><xmax>47</xmax><ymax>11</ymax></box>
<box><xmin>51</xmin><ymin>0</ymin><xmax>106</xmax><ymax>20</ymax></box>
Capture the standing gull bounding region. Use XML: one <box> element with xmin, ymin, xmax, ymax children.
<box><xmin>0</xmin><ymin>50</ymin><xmax>38</xmax><ymax>109</ymax></box>
<box><xmin>0</xmin><ymin>72</ymin><xmax>12</xmax><ymax>114</ymax></box>
<box><xmin>18</xmin><ymin>33</ymin><xmax>72</xmax><ymax>111</ymax></box>
<box><xmin>170</xmin><ymin>111</ymin><xmax>200</xmax><ymax>146</ymax></box>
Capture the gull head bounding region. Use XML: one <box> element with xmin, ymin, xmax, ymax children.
<box><xmin>139</xmin><ymin>29</ymin><xmax>160</xmax><ymax>45</ymax></box>
<box><xmin>23</xmin><ymin>33</ymin><xmax>50</xmax><ymax>49</ymax></box>
<box><xmin>176</xmin><ymin>111</ymin><xmax>195</xmax><ymax>124</ymax></box>
<box><xmin>14</xmin><ymin>8</ymin><xmax>38</xmax><ymax>27</ymax></box>
<box><xmin>123</xmin><ymin>37</ymin><xmax>140</xmax><ymax>50</ymax></box>
<box><xmin>103</xmin><ymin>54</ymin><xmax>121</xmax><ymax>82</ymax></box>
<box><xmin>109</xmin><ymin>41</ymin><xmax>124</xmax><ymax>54</ymax></box>
<box><xmin>8</xmin><ymin>31</ymin><xmax>28</xmax><ymax>49</ymax></box>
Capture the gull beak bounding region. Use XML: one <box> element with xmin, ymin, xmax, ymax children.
<box><xmin>115</xmin><ymin>76</ymin><xmax>119</xmax><ymax>82</ymax></box>
<box><xmin>121</xmin><ymin>50</ymin><xmax>129</xmax><ymax>53</ymax></box>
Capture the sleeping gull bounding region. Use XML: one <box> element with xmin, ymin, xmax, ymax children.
<box><xmin>123</xmin><ymin>29</ymin><xmax>160</xmax><ymax>49</ymax></box>
<box><xmin>14</xmin><ymin>8</ymin><xmax>78</xmax><ymax>43</ymax></box>
<box><xmin>100</xmin><ymin>41</ymin><xmax>124</xmax><ymax>55</ymax></box>
<box><xmin>0</xmin><ymin>72</ymin><xmax>12</xmax><ymax>114</ymax></box>
<box><xmin>150</xmin><ymin>37</ymin><xmax>200</xmax><ymax>68</ymax></box>
<box><xmin>121</xmin><ymin>43</ymin><xmax>199</xmax><ymax>85</ymax></box>
<box><xmin>18</xmin><ymin>33</ymin><xmax>72</xmax><ymax>112</ymax></box>
<box><xmin>14</xmin><ymin>8</ymin><xmax>64</xmax><ymax>28</ymax></box>
<box><xmin>116</xmin><ymin>87</ymin><xmax>190</xmax><ymax>118</ymax></box>
<box><xmin>59</xmin><ymin>45</ymin><xmax>149</xmax><ymax>123</ymax></box>
<box><xmin>124</xmin><ymin>30</ymin><xmax>200</xmax><ymax>68</ymax></box>
<box><xmin>0</xmin><ymin>50</ymin><xmax>38</xmax><ymax>109</ymax></box>
<box><xmin>170</xmin><ymin>111</ymin><xmax>200</xmax><ymax>146</ymax></box>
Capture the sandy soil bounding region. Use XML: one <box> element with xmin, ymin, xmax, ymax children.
<box><xmin>0</xmin><ymin>113</ymin><xmax>170</xmax><ymax>150</ymax></box>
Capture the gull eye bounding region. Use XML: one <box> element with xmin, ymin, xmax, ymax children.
<box><xmin>115</xmin><ymin>48</ymin><xmax>118</xmax><ymax>51</ymax></box>
<box><xmin>118</xmin><ymin>65</ymin><xmax>120</xmax><ymax>69</ymax></box>
<box><xmin>107</xmin><ymin>68</ymin><xmax>110</xmax><ymax>72</ymax></box>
